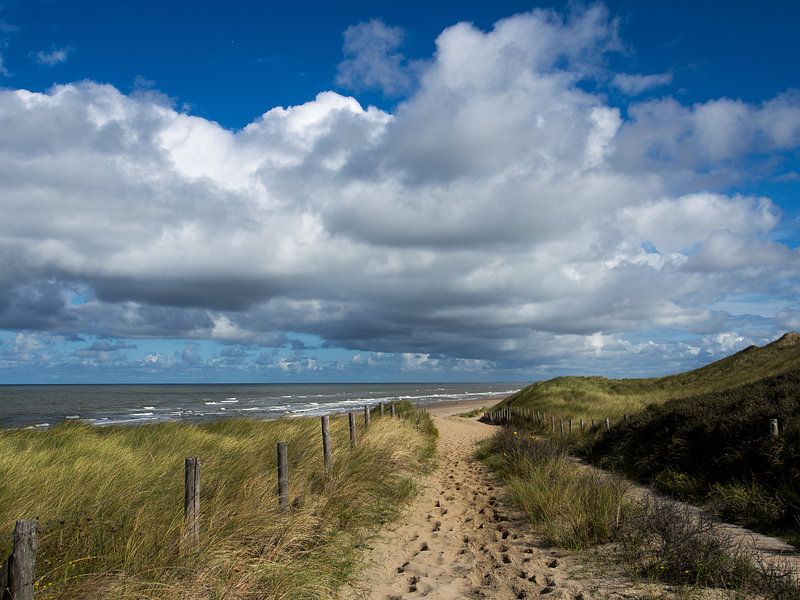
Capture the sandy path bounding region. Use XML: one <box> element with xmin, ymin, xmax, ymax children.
<box><xmin>342</xmin><ymin>407</ymin><xmax>662</xmax><ymax>600</ymax></box>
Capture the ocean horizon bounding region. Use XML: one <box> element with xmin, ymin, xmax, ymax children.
<box><xmin>0</xmin><ymin>382</ymin><xmax>521</xmax><ymax>429</ymax></box>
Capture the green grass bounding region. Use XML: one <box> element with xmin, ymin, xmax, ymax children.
<box><xmin>0</xmin><ymin>403</ymin><xmax>435</xmax><ymax>599</ymax></box>
<box><xmin>583</xmin><ymin>370</ymin><xmax>800</xmax><ymax>543</ymax></box>
<box><xmin>478</xmin><ymin>427</ymin><xmax>800</xmax><ymax>598</ymax></box>
<box><xmin>476</xmin><ymin>429</ymin><xmax>629</xmax><ymax>550</ymax></box>
<box><xmin>500</xmin><ymin>332</ymin><xmax>800</xmax><ymax>420</ymax></box>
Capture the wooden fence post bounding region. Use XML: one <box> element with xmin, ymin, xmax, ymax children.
<box><xmin>580</xmin><ymin>417</ymin><xmax>584</xmax><ymax>432</ymax></box>
<box><xmin>277</xmin><ymin>442</ymin><xmax>289</xmax><ymax>512</ymax></box>
<box><xmin>770</xmin><ymin>418</ymin><xmax>779</xmax><ymax>438</ymax></box>
<box><xmin>321</xmin><ymin>415</ymin><xmax>332</xmax><ymax>471</ymax></box>
<box><xmin>364</xmin><ymin>405</ymin><xmax>371</xmax><ymax>429</ymax></box>
<box><xmin>348</xmin><ymin>412</ymin><xmax>357</xmax><ymax>447</ymax></box>
<box><xmin>184</xmin><ymin>457</ymin><xmax>200</xmax><ymax>546</ymax></box>
<box><xmin>390</xmin><ymin>404</ymin><xmax>396</xmax><ymax>418</ymax></box>
<box><xmin>379</xmin><ymin>402</ymin><xmax>384</xmax><ymax>417</ymax></box>
<box><xmin>604</xmin><ymin>418</ymin><xmax>610</xmax><ymax>431</ymax></box>
<box><xmin>559</xmin><ymin>418</ymin><xmax>564</xmax><ymax>438</ymax></box>
<box><xmin>551</xmin><ymin>416</ymin><xmax>555</xmax><ymax>433</ymax></box>
<box><xmin>4</xmin><ymin>520</ymin><xmax>38</xmax><ymax>600</ymax></box>
<box><xmin>568</xmin><ymin>418</ymin><xmax>573</xmax><ymax>435</ymax></box>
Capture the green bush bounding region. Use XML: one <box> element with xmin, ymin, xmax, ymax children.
<box><xmin>708</xmin><ymin>481</ymin><xmax>786</xmax><ymax>530</ymax></box>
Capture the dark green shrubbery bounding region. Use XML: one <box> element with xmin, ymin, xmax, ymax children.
<box><xmin>584</xmin><ymin>371</ymin><xmax>800</xmax><ymax>541</ymax></box>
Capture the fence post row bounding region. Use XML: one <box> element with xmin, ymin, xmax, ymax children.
<box><xmin>277</xmin><ymin>442</ymin><xmax>289</xmax><ymax>512</ymax></box>
<box><xmin>184</xmin><ymin>457</ymin><xmax>200</xmax><ymax>546</ymax></box>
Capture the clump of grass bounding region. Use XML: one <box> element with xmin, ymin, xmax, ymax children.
<box><xmin>476</xmin><ymin>429</ymin><xmax>629</xmax><ymax>550</ymax></box>
<box><xmin>457</xmin><ymin>406</ymin><xmax>487</xmax><ymax>418</ymax></box>
<box><xmin>0</xmin><ymin>403</ymin><xmax>435</xmax><ymax>599</ymax></box>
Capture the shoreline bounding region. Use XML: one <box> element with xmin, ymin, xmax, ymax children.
<box><xmin>415</xmin><ymin>395</ymin><xmax>508</xmax><ymax>417</ymax></box>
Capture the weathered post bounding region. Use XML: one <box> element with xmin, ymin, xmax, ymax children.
<box><xmin>604</xmin><ymin>417</ymin><xmax>610</xmax><ymax>431</ymax></box>
<box><xmin>568</xmin><ymin>418</ymin><xmax>573</xmax><ymax>435</ymax></box>
<box><xmin>321</xmin><ymin>415</ymin><xmax>332</xmax><ymax>471</ymax></box>
<box><xmin>364</xmin><ymin>405</ymin><xmax>371</xmax><ymax>429</ymax></box>
<box><xmin>390</xmin><ymin>404</ymin><xmax>396</xmax><ymax>418</ymax></box>
<box><xmin>277</xmin><ymin>442</ymin><xmax>289</xmax><ymax>512</ymax></box>
<box><xmin>551</xmin><ymin>416</ymin><xmax>555</xmax><ymax>433</ymax></box>
<box><xmin>559</xmin><ymin>418</ymin><xmax>564</xmax><ymax>438</ymax></box>
<box><xmin>379</xmin><ymin>402</ymin><xmax>384</xmax><ymax>417</ymax></box>
<box><xmin>591</xmin><ymin>418</ymin><xmax>595</xmax><ymax>428</ymax></box>
<box><xmin>348</xmin><ymin>412</ymin><xmax>357</xmax><ymax>447</ymax></box>
<box><xmin>184</xmin><ymin>457</ymin><xmax>200</xmax><ymax>545</ymax></box>
<box><xmin>770</xmin><ymin>418</ymin><xmax>779</xmax><ymax>438</ymax></box>
<box><xmin>5</xmin><ymin>520</ymin><xmax>38</xmax><ymax>600</ymax></box>
<box><xmin>580</xmin><ymin>417</ymin><xmax>584</xmax><ymax>432</ymax></box>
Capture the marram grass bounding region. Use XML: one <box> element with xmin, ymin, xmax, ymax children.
<box><xmin>0</xmin><ymin>405</ymin><xmax>435</xmax><ymax>599</ymax></box>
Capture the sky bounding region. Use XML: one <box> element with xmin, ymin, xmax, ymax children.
<box><xmin>0</xmin><ymin>0</ymin><xmax>799</xmax><ymax>383</ymax></box>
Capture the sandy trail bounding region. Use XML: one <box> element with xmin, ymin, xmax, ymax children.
<box><xmin>343</xmin><ymin>404</ymin><xmax>653</xmax><ymax>600</ymax></box>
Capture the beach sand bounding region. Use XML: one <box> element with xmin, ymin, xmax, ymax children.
<box><xmin>340</xmin><ymin>407</ymin><xmax>702</xmax><ymax>600</ymax></box>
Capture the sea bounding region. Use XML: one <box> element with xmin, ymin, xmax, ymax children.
<box><xmin>0</xmin><ymin>383</ymin><xmax>520</xmax><ymax>429</ymax></box>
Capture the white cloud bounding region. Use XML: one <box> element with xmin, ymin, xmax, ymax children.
<box><xmin>34</xmin><ymin>47</ymin><xmax>71</xmax><ymax>66</ymax></box>
<box><xmin>0</xmin><ymin>6</ymin><xmax>798</xmax><ymax>375</ymax></box>
<box><xmin>336</xmin><ymin>19</ymin><xmax>415</xmax><ymax>96</ymax></box>
<box><xmin>612</xmin><ymin>72</ymin><xmax>673</xmax><ymax>95</ymax></box>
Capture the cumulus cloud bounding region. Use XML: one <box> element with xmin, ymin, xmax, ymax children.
<box><xmin>0</xmin><ymin>5</ymin><xmax>798</xmax><ymax>377</ymax></box>
<box><xmin>612</xmin><ymin>71</ymin><xmax>672</xmax><ymax>95</ymax></box>
<box><xmin>34</xmin><ymin>46</ymin><xmax>71</xmax><ymax>66</ymax></box>
<box><xmin>335</xmin><ymin>19</ymin><xmax>416</xmax><ymax>96</ymax></box>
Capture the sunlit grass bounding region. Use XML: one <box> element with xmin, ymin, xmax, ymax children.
<box><xmin>0</xmin><ymin>404</ymin><xmax>435</xmax><ymax>599</ymax></box>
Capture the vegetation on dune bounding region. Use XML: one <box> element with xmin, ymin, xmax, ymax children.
<box><xmin>495</xmin><ymin>333</ymin><xmax>800</xmax><ymax>542</ymax></box>
<box><xmin>478</xmin><ymin>428</ymin><xmax>800</xmax><ymax>598</ymax></box>
<box><xmin>479</xmin><ymin>333</ymin><xmax>800</xmax><ymax>596</ymax></box>
<box><xmin>501</xmin><ymin>332</ymin><xmax>800</xmax><ymax>420</ymax></box>
<box><xmin>584</xmin><ymin>370</ymin><xmax>800</xmax><ymax>542</ymax></box>
<box><xmin>0</xmin><ymin>402</ymin><xmax>435</xmax><ymax>599</ymax></box>
<box><xmin>476</xmin><ymin>429</ymin><xmax>629</xmax><ymax>551</ymax></box>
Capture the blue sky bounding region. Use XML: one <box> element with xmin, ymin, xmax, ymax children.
<box><xmin>0</xmin><ymin>0</ymin><xmax>798</xmax><ymax>383</ymax></box>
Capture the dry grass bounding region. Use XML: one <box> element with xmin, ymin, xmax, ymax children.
<box><xmin>0</xmin><ymin>405</ymin><xmax>435</xmax><ymax>599</ymax></box>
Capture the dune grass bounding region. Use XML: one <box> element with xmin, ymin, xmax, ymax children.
<box><xmin>0</xmin><ymin>403</ymin><xmax>435</xmax><ymax>599</ymax></box>
<box><xmin>500</xmin><ymin>332</ymin><xmax>800</xmax><ymax>420</ymax></box>
<box><xmin>475</xmin><ymin>429</ymin><xmax>629</xmax><ymax>550</ymax></box>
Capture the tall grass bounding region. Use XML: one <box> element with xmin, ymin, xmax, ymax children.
<box><xmin>476</xmin><ymin>429</ymin><xmax>629</xmax><ymax>550</ymax></box>
<box><xmin>0</xmin><ymin>404</ymin><xmax>435</xmax><ymax>599</ymax></box>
